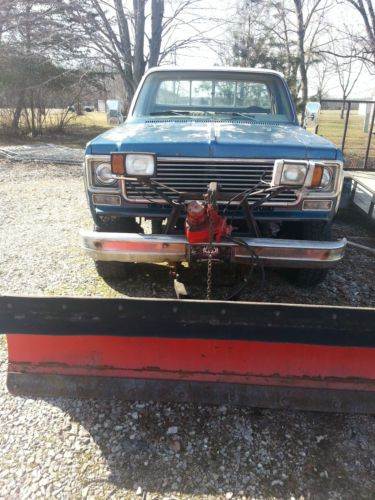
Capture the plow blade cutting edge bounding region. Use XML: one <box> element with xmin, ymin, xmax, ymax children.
<box><xmin>1</xmin><ymin>295</ymin><xmax>375</xmax><ymax>413</ymax></box>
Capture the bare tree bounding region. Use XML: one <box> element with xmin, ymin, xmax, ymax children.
<box><xmin>224</xmin><ymin>0</ymin><xmax>333</xmax><ymax>112</ymax></box>
<box><xmin>63</xmin><ymin>0</ymin><xmax>210</xmax><ymax>108</ymax></box>
<box><xmin>272</xmin><ymin>0</ymin><xmax>300</xmax><ymax>98</ymax></box>
<box><xmin>0</xmin><ymin>0</ymin><xmax>100</xmax><ymax>135</ymax></box>
<box><xmin>312</xmin><ymin>60</ymin><xmax>333</xmax><ymax>100</ymax></box>
<box><xmin>328</xmin><ymin>48</ymin><xmax>364</xmax><ymax>117</ymax></box>
<box><xmin>288</xmin><ymin>0</ymin><xmax>333</xmax><ymax>111</ymax></box>
<box><xmin>345</xmin><ymin>0</ymin><xmax>375</xmax><ymax>67</ymax></box>
<box><xmin>221</xmin><ymin>0</ymin><xmax>297</xmax><ymax>82</ymax></box>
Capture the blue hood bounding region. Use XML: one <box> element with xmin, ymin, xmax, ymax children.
<box><xmin>86</xmin><ymin>118</ymin><xmax>341</xmax><ymax>160</ymax></box>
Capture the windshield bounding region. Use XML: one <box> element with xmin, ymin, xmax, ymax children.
<box><xmin>132</xmin><ymin>70</ymin><xmax>295</xmax><ymax>123</ymax></box>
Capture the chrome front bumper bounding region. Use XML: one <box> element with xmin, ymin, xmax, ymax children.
<box><xmin>80</xmin><ymin>230</ymin><xmax>347</xmax><ymax>269</ymax></box>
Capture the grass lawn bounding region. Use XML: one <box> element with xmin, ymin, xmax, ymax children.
<box><xmin>0</xmin><ymin>111</ymin><xmax>112</xmax><ymax>149</ymax></box>
<box><xmin>308</xmin><ymin>109</ymin><xmax>375</xmax><ymax>168</ymax></box>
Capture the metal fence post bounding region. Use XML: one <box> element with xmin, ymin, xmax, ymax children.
<box><xmin>341</xmin><ymin>101</ymin><xmax>351</xmax><ymax>153</ymax></box>
<box><xmin>319</xmin><ymin>99</ymin><xmax>375</xmax><ymax>170</ymax></box>
<box><xmin>363</xmin><ymin>103</ymin><xmax>375</xmax><ymax>170</ymax></box>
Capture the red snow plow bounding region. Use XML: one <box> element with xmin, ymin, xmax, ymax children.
<box><xmin>2</xmin><ymin>295</ymin><xmax>375</xmax><ymax>413</ymax></box>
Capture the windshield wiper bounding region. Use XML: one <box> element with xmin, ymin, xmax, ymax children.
<box><xmin>230</xmin><ymin>112</ymin><xmax>257</xmax><ymax>121</ymax></box>
<box><xmin>149</xmin><ymin>110</ymin><xmax>192</xmax><ymax>116</ymax></box>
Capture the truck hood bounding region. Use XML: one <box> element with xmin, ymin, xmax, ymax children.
<box><xmin>86</xmin><ymin>118</ymin><xmax>340</xmax><ymax>160</ymax></box>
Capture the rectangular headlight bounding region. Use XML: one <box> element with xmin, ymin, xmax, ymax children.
<box><xmin>125</xmin><ymin>153</ymin><xmax>156</xmax><ymax>177</ymax></box>
<box><xmin>272</xmin><ymin>160</ymin><xmax>309</xmax><ymax>187</ymax></box>
<box><xmin>280</xmin><ymin>162</ymin><xmax>308</xmax><ymax>186</ymax></box>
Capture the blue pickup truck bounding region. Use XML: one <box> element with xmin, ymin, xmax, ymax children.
<box><xmin>81</xmin><ymin>67</ymin><xmax>346</xmax><ymax>288</ymax></box>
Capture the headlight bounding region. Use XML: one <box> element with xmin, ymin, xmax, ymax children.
<box><xmin>320</xmin><ymin>167</ymin><xmax>333</xmax><ymax>188</ymax></box>
<box><xmin>95</xmin><ymin>163</ymin><xmax>117</xmax><ymax>185</ymax></box>
<box><xmin>280</xmin><ymin>162</ymin><xmax>308</xmax><ymax>186</ymax></box>
<box><xmin>125</xmin><ymin>153</ymin><xmax>156</xmax><ymax>177</ymax></box>
<box><xmin>272</xmin><ymin>160</ymin><xmax>338</xmax><ymax>191</ymax></box>
<box><xmin>310</xmin><ymin>165</ymin><xmax>334</xmax><ymax>189</ymax></box>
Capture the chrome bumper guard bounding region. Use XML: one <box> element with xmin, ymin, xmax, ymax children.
<box><xmin>80</xmin><ymin>230</ymin><xmax>347</xmax><ymax>269</ymax></box>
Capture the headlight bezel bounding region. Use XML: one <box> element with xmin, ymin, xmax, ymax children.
<box><xmin>95</xmin><ymin>162</ymin><xmax>117</xmax><ymax>186</ymax></box>
<box><xmin>272</xmin><ymin>160</ymin><xmax>310</xmax><ymax>188</ymax></box>
<box><xmin>272</xmin><ymin>159</ymin><xmax>339</xmax><ymax>192</ymax></box>
<box><xmin>86</xmin><ymin>155</ymin><xmax>121</xmax><ymax>193</ymax></box>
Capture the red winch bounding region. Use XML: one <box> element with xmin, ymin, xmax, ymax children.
<box><xmin>185</xmin><ymin>200</ymin><xmax>232</xmax><ymax>244</ymax></box>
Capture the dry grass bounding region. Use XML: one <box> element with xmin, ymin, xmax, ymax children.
<box><xmin>308</xmin><ymin>109</ymin><xmax>375</xmax><ymax>168</ymax></box>
<box><xmin>70</xmin><ymin>111</ymin><xmax>109</xmax><ymax>128</ymax></box>
<box><xmin>0</xmin><ymin>110</ymin><xmax>112</xmax><ymax>149</ymax></box>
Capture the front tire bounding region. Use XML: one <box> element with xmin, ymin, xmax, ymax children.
<box><xmin>281</xmin><ymin>221</ymin><xmax>332</xmax><ymax>287</ymax></box>
<box><xmin>94</xmin><ymin>216</ymin><xmax>142</xmax><ymax>280</ymax></box>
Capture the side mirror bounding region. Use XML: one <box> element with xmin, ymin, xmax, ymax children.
<box><xmin>304</xmin><ymin>102</ymin><xmax>321</xmax><ymax>129</ymax></box>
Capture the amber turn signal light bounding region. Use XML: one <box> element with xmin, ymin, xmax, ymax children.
<box><xmin>111</xmin><ymin>153</ymin><xmax>125</xmax><ymax>175</ymax></box>
<box><xmin>311</xmin><ymin>165</ymin><xmax>324</xmax><ymax>187</ymax></box>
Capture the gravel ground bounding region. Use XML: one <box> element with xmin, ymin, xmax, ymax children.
<box><xmin>1</xmin><ymin>159</ymin><xmax>375</xmax><ymax>499</ymax></box>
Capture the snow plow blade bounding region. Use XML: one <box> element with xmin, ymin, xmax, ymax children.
<box><xmin>2</xmin><ymin>295</ymin><xmax>375</xmax><ymax>414</ymax></box>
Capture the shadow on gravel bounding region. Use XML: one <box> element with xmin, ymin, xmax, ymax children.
<box><xmin>42</xmin><ymin>396</ymin><xmax>375</xmax><ymax>500</ymax></box>
<box><xmin>100</xmin><ymin>261</ymin><xmax>274</xmax><ymax>302</ymax></box>
<box><xmin>335</xmin><ymin>206</ymin><xmax>375</xmax><ymax>235</ymax></box>
<box><xmin>100</xmin><ymin>263</ymin><xmax>175</xmax><ymax>298</ymax></box>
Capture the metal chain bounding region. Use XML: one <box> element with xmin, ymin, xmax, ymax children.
<box><xmin>206</xmin><ymin>202</ymin><xmax>214</xmax><ymax>300</ymax></box>
<box><xmin>207</xmin><ymin>253</ymin><xmax>213</xmax><ymax>300</ymax></box>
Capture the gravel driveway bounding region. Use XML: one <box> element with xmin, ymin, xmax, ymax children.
<box><xmin>0</xmin><ymin>159</ymin><xmax>375</xmax><ymax>499</ymax></box>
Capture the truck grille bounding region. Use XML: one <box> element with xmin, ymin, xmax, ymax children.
<box><xmin>124</xmin><ymin>158</ymin><xmax>298</xmax><ymax>204</ymax></box>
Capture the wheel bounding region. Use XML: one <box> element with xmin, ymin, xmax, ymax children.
<box><xmin>94</xmin><ymin>216</ymin><xmax>142</xmax><ymax>280</ymax></box>
<box><xmin>280</xmin><ymin>221</ymin><xmax>332</xmax><ymax>287</ymax></box>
